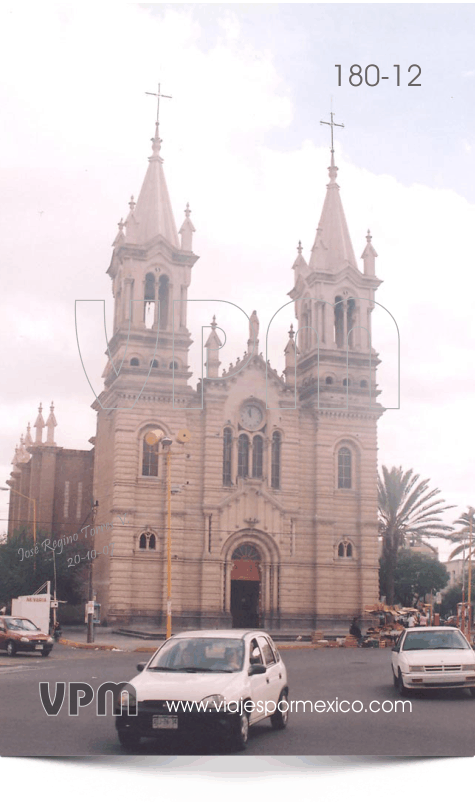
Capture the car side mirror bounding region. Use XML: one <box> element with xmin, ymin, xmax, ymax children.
<box><xmin>136</xmin><ymin>662</ymin><xmax>147</xmax><ymax>672</ymax></box>
<box><xmin>391</xmin><ymin>646</ymin><xmax>399</xmax><ymax>652</ymax></box>
<box><xmin>248</xmin><ymin>663</ymin><xmax>266</xmax><ymax>676</ymax></box>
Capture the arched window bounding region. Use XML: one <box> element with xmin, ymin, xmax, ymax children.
<box><xmin>142</xmin><ymin>436</ymin><xmax>159</xmax><ymax>477</ymax></box>
<box><xmin>360</xmin><ymin>380</ymin><xmax>368</xmax><ymax>388</ymax></box>
<box><xmin>130</xmin><ymin>358</ymin><xmax>140</xmax><ymax>366</ymax></box>
<box><xmin>338</xmin><ymin>447</ymin><xmax>352</xmax><ymax>489</ymax></box>
<box><xmin>223</xmin><ymin>428</ymin><xmax>233</xmax><ymax>486</ymax></box>
<box><xmin>150</xmin><ymin>359</ymin><xmax>159</xmax><ymax>368</ymax></box>
<box><xmin>337</xmin><ymin>540</ymin><xmax>353</xmax><ymax>558</ymax></box>
<box><xmin>169</xmin><ymin>361</ymin><xmax>179</xmax><ymax>370</ymax></box>
<box><xmin>271</xmin><ymin>431</ymin><xmax>281</xmax><ymax>489</ymax></box>
<box><xmin>158</xmin><ymin>275</ymin><xmax>169</xmax><ymax>329</ymax></box>
<box><xmin>138</xmin><ymin>531</ymin><xmax>156</xmax><ymax>550</ymax></box>
<box><xmin>325</xmin><ymin>376</ymin><xmax>333</xmax><ymax>385</ymax></box>
<box><xmin>343</xmin><ymin>378</ymin><xmax>351</xmax><ymax>386</ymax></box>
<box><xmin>237</xmin><ymin>434</ymin><xmax>249</xmax><ymax>478</ymax></box>
<box><xmin>232</xmin><ymin>543</ymin><xmax>261</xmax><ymax>561</ymax></box>
<box><xmin>252</xmin><ymin>435</ymin><xmax>263</xmax><ymax>479</ymax></box>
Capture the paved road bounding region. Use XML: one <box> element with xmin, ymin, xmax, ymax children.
<box><xmin>0</xmin><ymin>645</ymin><xmax>473</xmax><ymax>756</ymax></box>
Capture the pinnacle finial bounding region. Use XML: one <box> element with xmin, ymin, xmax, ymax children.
<box><xmin>118</xmin><ymin>218</ymin><xmax>125</xmax><ymax>232</ymax></box>
<box><xmin>289</xmin><ymin>323</ymin><xmax>295</xmax><ymax>339</ymax></box>
<box><xmin>297</xmin><ymin>240</ymin><xmax>303</xmax><ymax>255</ymax></box>
<box><xmin>185</xmin><ymin>202</ymin><xmax>191</xmax><ymax>218</ymax></box>
<box><xmin>211</xmin><ymin>315</ymin><xmax>217</xmax><ymax>329</ymax></box>
<box><xmin>129</xmin><ymin>195</ymin><xmax>135</xmax><ymax>212</ymax></box>
<box><xmin>366</xmin><ymin>229</ymin><xmax>372</xmax><ymax>241</ymax></box>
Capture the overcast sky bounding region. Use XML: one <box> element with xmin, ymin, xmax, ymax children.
<box><xmin>1</xmin><ymin>4</ymin><xmax>474</xmax><ymax>560</ymax></box>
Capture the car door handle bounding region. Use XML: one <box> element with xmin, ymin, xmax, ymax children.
<box><xmin>279</xmin><ymin>673</ymin><xmax>282</xmax><ymax>679</ymax></box>
<box><xmin>266</xmin><ymin>678</ymin><xmax>270</xmax><ymax>684</ymax></box>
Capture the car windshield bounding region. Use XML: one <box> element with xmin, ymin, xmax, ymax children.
<box><xmin>4</xmin><ymin>618</ymin><xmax>40</xmax><ymax>632</ymax></box>
<box><xmin>402</xmin><ymin>630</ymin><xmax>470</xmax><ymax>651</ymax></box>
<box><xmin>148</xmin><ymin>637</ymin><xmax>245</xmax><ymax>673</ymax></box>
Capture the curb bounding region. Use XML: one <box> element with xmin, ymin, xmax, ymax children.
<box><xmin>58</xmin><ymin>638</ymin><xmax>321</xmax><ymax>653</ymax></box>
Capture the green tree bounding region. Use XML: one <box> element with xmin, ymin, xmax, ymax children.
<box><xmin>378</xmin><ymin>466</ymin><xmax>454</xmax><ymax>605</ymax></box>
<box><xmin>387</xmin><ymin>549</ymin><xmax>449</xmax><ymax>607</ymax></box>
<box><xmin>440</xmin><ymin>579</ymin><xmax>475</xmax><ymax>617</ymax></box>
<box><xmin>447</xmin><ymin>507</ymin><xmax>475</xmax><ymax>561</ymax></box>
<box><xmin>0</xmin><ymin>528</ymin><xmax>87</xmax><ymax>610</ymax></box>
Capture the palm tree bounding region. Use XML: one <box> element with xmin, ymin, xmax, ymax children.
<box><xmin>448</xmin><ymin>507</ymin><xmax>475</xmax><ymax>561</ymax></box>
<box><xmin>378</xmin><ymin>466</ymin><xmax>454</xmax><ymax>604</ymax></box>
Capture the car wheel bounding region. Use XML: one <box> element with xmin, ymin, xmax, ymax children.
<box><xmin>6</xmin><ymin>641</ymin><xmax>16</xmax><ymax>657</ymax></box>
<box><xmin>230</xmin><ymin>712</ymin><xmax>249</xmax><ymax>751</ymax></box>
<box><xmin>117</xmin><ymin>729</ymin><xmax>142</xmax><ymax>751</ymax></box>
<box><xmin>469</xmin><ymin>688</ymin><xmax>475</xmax><ymax>698</ymax></box>
<box><xmin>271</xmin><ymin>691</ymin><xmax>289</xmax><ymax>730</ymax></box>
<box><xmin>41</xmin><ymin>649</ymin><xmax>52</xmax><ymax>657</ymax></box>
<box><xmin>397</xmin><ymin>670</ymin><xmax>409</xmax><ymax>697</ymax></box>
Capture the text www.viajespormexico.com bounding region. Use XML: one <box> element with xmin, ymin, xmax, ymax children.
<box><xmin>165</xmin><ymin>699</ymin><xmax>412</xmax><ymax>715</ymax></box>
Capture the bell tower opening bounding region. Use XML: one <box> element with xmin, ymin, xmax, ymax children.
<box><xmin>230</xmin><ymin>543</ymin><xmax>261</xmax><ymax>628</ymax></box>
<box><xmin>144</xmin><ymin>272</ymin><xmax>156</xmax><ymax>329</ymax></box>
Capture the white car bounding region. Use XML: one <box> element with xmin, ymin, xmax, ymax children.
<box><xmin>115</xmin><ymin>629</ymin><xmax>289</xmax><ymax>751</ymax></box>
<box><xmin>391</xmin><ymin>626</ymin><xmax>475</xmax><ymax>696</ymax></box>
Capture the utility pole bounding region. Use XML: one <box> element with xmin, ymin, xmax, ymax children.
<box><xmin>87</xmin><ymin>501</ymin><xmax>98</xmax><ymax>643</ymax></box>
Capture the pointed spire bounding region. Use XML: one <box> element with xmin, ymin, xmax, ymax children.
<box><xmin>18</xmin><ymin>434</ymin><xmax>31</xmax><ymax>463</ymax></box>
<box><xmin>45</xmin><ymin>401</ymin><xmax>57</xmax><ymax>446</ymax></box>
<box><xmin>361</xmin><ymin>228</ymin><xmax>378</xmax><ymax>276</ymax></box>
<box><xmin>125</xmin><ymin>128</ymin><xmax>179</xmax><ymax>248</ymax></box>
<box><xmin>112</xmin><ymin>218</ymin><xmax>126</xmax><ymax>247</ymax></box>
<box><xmin>179</xmin><ymin>202</ymin><xmax>196</xmax><ymax>251</ymax></box>
<box><xmin>34</xmin><ymin>403</ymin><xmax>45</xmax><ymax>445</ymax></box>
<box><xmin>308</xmin><ymin>154</ymin><xmax>357</xmax><ymax>273</ymax></box>
<box><xmin>24</xmin><ymin>423</ymin><xmax>33</xmax><ymax>447</ymax></box>
<box><xmin>12</xmin><ymin>443</ymin><xmax>20</xmax><ymax>467</ymax></box>
<box><xmin>284</xmin><ymin>323</ymin><xmax>298</xmax><ymax>383</ymax></box>
<box><xmin>205</xmin><ymin>315</ymin><xmax>222</xmax><ymax>378</ymax></box>
<box><xmin>292</xmin><ymin>239</ymin><xmax>308</xmax><ymax>272</ymax></box>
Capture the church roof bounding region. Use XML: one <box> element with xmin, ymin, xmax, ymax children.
<box><xmin>125</xmin><ymin>123</ymin><xmax>179</xmax><ymax>248</ymax></box>
<box><xmin>309</xmin><ymin>153</ymin><xmax>357</xmax><ymax>273</ymax></box>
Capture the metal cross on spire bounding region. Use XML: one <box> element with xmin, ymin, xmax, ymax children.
<box><xmin>145</xmin><ymin>83</ymin><xmax>172</xmax><ymax>131</ymax></box>
<box><xmin>320</xmin><ymin>106</ymin><xmax>344</xmax><ymax>154</ymax></box>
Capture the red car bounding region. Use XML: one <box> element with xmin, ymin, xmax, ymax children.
<box><xmin>0</xmin><ymin>616</ymin><xmax>54</xmax><ymax>657</ymax></box>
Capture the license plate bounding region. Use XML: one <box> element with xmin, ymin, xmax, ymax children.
<box><xmin>35</xmin><ymin>644</ymin><xmax>44</xmax><ymax>650</ymax></box>
<box><xmin>152</xmin><ymin>715</ymin><xmax>178</xmax><ymax>730</ymax></box>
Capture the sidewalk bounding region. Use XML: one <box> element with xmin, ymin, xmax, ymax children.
<box><xmin>59</xmin><ymin>626</ymin><xmax>163</xmax><ymax>653</ymax></box>
<box><xmin>59</xmin><ymin>626</ymin><xmax>317</xmax><ymax>653</ymax></box>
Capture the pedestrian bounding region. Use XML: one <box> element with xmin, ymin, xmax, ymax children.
<box><xmin>408</xmin><ymin>614</ymin><xmax>415</xmax><ymax>628</ymax></box>
<box><xmin>419</xmin><ymin>611</ymin><xmax>428</xmax><ymax>627</ymax></box>
<box><xmin>349</xmin><ymin>616</ymin><xmax>363</xmax><ymax>645</ymax></box>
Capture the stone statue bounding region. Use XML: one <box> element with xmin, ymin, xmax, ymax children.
<box><xmin>249</xmin><ymin>310</ymin><xmax>259</xmax><ymax>342</ymax></box>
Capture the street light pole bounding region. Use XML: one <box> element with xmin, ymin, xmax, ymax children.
<box><xmin>165</xmin><ymin>445</ymin><xmax>172</xmax><ymax>639</ymax></box>
<box><xmin>87</xmin><ymin>501</ymin><xmax>99</xmax><ymax>644</ymax></box>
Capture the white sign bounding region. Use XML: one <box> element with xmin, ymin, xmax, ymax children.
<box><xmin>11</xmin><ymin>593</ymin><xmax>51</xmax><ymax>634</ymax></box>
<box><xmin>86</xmin><ymin>601</ymin><xmax>95</xmax><ymax>615</ymax></box>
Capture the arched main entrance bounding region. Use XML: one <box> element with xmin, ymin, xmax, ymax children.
<box><xmin>230</xmin><ymin>543</ymin><xmax>261</xmax><ymax>628</ymax></box>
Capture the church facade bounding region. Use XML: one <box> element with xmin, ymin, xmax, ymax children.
<box><xmin>7</xmin><ymin>120</ymin><xmax>384</xmax><ymax>631</ymax></box>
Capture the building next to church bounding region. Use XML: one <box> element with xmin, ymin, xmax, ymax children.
<box><xmin>6</xmin><ymin>117</ymin><xmax>384</xmax><ymax>631</ymax></box>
